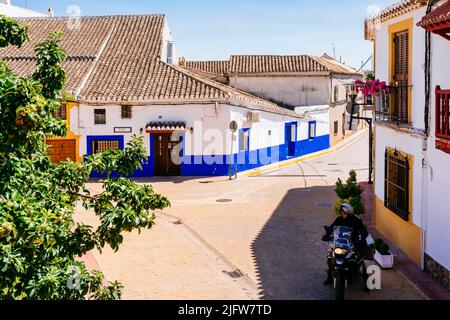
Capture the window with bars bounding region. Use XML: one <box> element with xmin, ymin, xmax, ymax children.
<box><xmin>385</xmin><ymin>148</ymin><xmax>410</xmax><ymax>221</ymax></box>
<box><xmin>308</xmin><ymin>121</ymin><xmax>316</xmax><ymax>139</ymax></box>
<box><xmin>240</xmin><ymin>129</ymin><xmax>249</xmax><ymax>152</ymax></box>
<box><xmin>392</xmin><ymin>30</ymin><xmax>409</xmax><ymax>123</ymax></box>
<box><xmin>53</xmin><ymin>103</ymin><xmax>67</xmax><ymax>120</ymax></box>
<box><xmin>334</xmin><ymin>85</ymin><xmax>339</xmax><ymax>103</ymax></box>
<box><xmin>334</xmin><ymin>121</ymin><xmax>339</xmax><ymax>136</ymax></box>
<box><xmin>121</xmin><ymin>105</ymin><xmax>132</xmax><ymax>119</ymax></box>
<box><xmin>90</xmin><ymin>139</ymin><xmax>121</xmax><ymax>154</ymax></box>
<box><xmin>94</xmin><ymin>109</ymin><xmax>106</xmax><ymax>125</ymax></box>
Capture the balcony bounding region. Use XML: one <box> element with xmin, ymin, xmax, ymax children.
<box><xmin>435</xmin><ymin>86</ymin><xmax>450</xmax><ymax>154</ymax></box>
<box><xmin>374</xmin><ymin>86</ymin><xmax>411</xmax><ymax>126</ymax></box>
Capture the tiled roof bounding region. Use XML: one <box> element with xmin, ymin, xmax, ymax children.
<box><xmin>0</xmin><ymin>15</ymin><xmax>297</xmax><ymax>117</ymax></box>
<box><xmin>0</xmin><ymin>15</ymin><xmax>165</xmax><ymax>99</ymax></box>
<box><xmin>229</xmin><ymin>55</ymin><xmax>328</xmax><ymax>74</ymax></box>
<box><xmin>169</xmin><ymin>64</ymin><xmax>301</xmax><ymax>118</ymax></box>
<box><xmin>417</xmin><ymin>1</ymin><xmax>450</xmax><ymax>29</ymax></box>
<box><xmin>365</xmin><ymin>0</ymin><xmax>428</xmax><ymax>40</ymax></box>
<box><xmin>184</xmin><ymin>60</ymin><xmax>229</xmax><ymax>76</ymax></box>
<box><xmin>311</xmin><ymin>54</ymin><xmax>362</xmax><ymax>76</ymax></box>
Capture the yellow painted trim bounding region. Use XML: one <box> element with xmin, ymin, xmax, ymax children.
<box><xmin>47</xmin><ymin>101</ymin><xmax>82</xmax><ymax>162</ymax></box>
<box><xmin>376</xmin><ymin>146</ymin><xmax>421</xmax><ymax>265</ymax></box>
<box><xmin>241</xmin><ymin>149</ymin><xmax>333</xmax><ymax>177</ymax></box>
<box><xmin>388</xmin><ymin>18</ymin><xmax>413</xmax><ymax>122</ymax></box>
<box><xmin>374</xmin><ymin>195</ymin><xmax>421</xmax><ymax>265</ymax></box>
<box><xmin>385</xmin><ymin>146</ymin><xmax>413</xmax><ymax>218</ymax></box>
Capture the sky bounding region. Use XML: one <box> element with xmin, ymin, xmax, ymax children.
<box><xmin>15</xmin><ymin>0</ymin><xmax>397</xmax><ymax>68</ymax></box>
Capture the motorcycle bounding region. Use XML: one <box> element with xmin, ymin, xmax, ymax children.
<box><xmin>322</xmin><ymin>225</ymin><xmax>374</xmax><ymax>300</ymax></box>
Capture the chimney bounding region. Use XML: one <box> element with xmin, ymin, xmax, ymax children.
<box><xmin>48</xmin><ymin>7</ymin><xmax>54</xmax><ymax>17</ymax></box>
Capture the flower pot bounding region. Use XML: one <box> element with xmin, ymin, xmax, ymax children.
<box><xmin>374</xmin><ymin>250</ymin><xmax>394</xmax><ymax>269</ymax></box>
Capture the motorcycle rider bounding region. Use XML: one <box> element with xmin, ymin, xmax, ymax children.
<box><xmin>322</xmin><ymin>203</ymin><xmax>369</xmax><ymax>286</ymax></box>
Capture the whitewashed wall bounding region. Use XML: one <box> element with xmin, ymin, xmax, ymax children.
<box><xmin>374</xmin><ymin>126</ymin><xmax>424</xmax><ymax>228</ymax></box>
<box><xmin>230</xmin><ymin>75</ymin><xmax>330</xmax><ymax>107</ymax></box>
<box><xmin>424</xmin><ymin>3</ymin><xmax>450</xmax><ymax>271</ymax></box>
<box><xmin>374</xmin><ymin>7</ymin><xmax>427</xmax><ymax>130</ymax></box>
<box><xmin>71</xmin><ymin>103</ymin><xmax>230</xmax><ymax>156</ymax></box>
<box><xmin>160</xmin><ymin>18</ymin><xmax>179</xmax><ymax>65</ymax></box>
<box><xmin>331</xmin><ymin>75</ymin><xmax>363</xmax><ymax>103</ymax></box>
<box><xmin>0</xmin><ymin>2</ymin><xmax>46</xmax><ymax>17</ymax></box>
<box><xmin>71</xmin><ymin>103</ymin><xmax>306</xmax><ymax>158</ymax></box>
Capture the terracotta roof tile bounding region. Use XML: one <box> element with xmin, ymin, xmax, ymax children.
<box><xmin>311</xmin><ymin>54</ymin><xmax>362</xmax><ymax>76</ymax></box>
<box><xmin>0</xmin><ymin>15</ymin><xmax>300</xmax><ymax>118</ymax></box>
<box><xmin>417</xmin><ymin>1</ymin><xmax>450</xmax><ymax>28</ymax></box>
<box><xmin>365</xmin><ymin>0</ymin><xmax>428</xmax><ymax>40</ymax></box>
<box><xmin>184</xmin><ymin>60</ymin><xmax>229</xmax><ymax>75</ymax></box>
<box><xmin>229</xmin><ymin>55</ymin><xmax>328</xmax><ymax>74</ymax></box>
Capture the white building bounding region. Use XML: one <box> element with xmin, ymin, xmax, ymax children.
<box><xmin>184</xmin><ymin>54</ymin><xmax>365</xmax><ymax>146</ymax></box>
<box><xmin>365</xmin><ymin>0</ymin><xmax>450</xmax><ymax>290</ymax></box>
<box><xmin>0</xmin><ymin>14</ymin><xmax>330</xmax><ymax>177</ymax></box>
<box><xmin>0</xmin><ymin>0</ymin><xmax>46</xmax><ymax>17</ymax></box>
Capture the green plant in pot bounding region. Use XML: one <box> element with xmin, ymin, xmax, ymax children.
<box><xmin>334</xmin><ymin>170</ymin><xmax>365</xmax><ymax>216</ymax></box>
<box><xmin>374</xmin><ymin>239</ymin><xmax>391</xmax><ymax>256</ymax></box>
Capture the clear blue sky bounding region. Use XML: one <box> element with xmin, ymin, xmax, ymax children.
<box><xmin>16</xmin><ymin>0</ymin><xmax>396</xmax><ymax>68</ymax></box>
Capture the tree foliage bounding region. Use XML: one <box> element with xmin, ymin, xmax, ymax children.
<box><xmin>0</xmin><ymin>15</ymin><xmax>170</xmax><ymax>300</ymax></box>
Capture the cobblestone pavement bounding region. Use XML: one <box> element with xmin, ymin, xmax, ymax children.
<box><xmin>78</xmin><ymin>132</ymin><xmax>428</xmax><ymax>300</ymax></box>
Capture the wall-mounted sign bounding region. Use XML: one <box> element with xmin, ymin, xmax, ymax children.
<box><xmin>114</xmin><ymin>127</ymin><xmax>132</xmax><ymax>133</ymax></box>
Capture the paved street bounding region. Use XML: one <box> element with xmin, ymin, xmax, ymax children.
<box><xmin>77</xmin><ymin>132</ymin><xmax>427</xmax><ymax>300</ymax></box>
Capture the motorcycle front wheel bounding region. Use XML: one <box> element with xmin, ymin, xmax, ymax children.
<box><xmin>335</xmin><ymin>271</ymin><xmax>346</xmax><ymax>300</ymax></box>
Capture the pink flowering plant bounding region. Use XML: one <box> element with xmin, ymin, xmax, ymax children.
<box><xmin>354</xmin><ymin>79</ymin><xmax>392</xmax><ymax>96</ymax></box>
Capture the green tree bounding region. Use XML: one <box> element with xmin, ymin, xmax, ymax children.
<box><xmin>0</xmin><ymin>15</ymin><xmax>170</xmax><ymax>300</ymax></box>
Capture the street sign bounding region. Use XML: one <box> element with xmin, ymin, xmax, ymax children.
<box><xmin>344</xmin><ymin>114</ymin><xmax>359</xmax><ymax>131</ymax></box>
<box><xmin>346</xmin><ymin>101</ymin><xmax>360</xmax><ymax>115</ymax></box>
<box><xmin>229</xmin><ymin>120</ymin><xmax>238</xmax><ymax>133</ymax></box>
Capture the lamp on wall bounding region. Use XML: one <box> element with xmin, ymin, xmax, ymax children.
<box><xmin>139</xmin><ymin>128</ymin><xmax>144</xmax><ymax>135</ymax></box>
<box><xmin>190</xmin><ymin>127</ymin><xmax>194</xmax><ymax>134</ymax></box>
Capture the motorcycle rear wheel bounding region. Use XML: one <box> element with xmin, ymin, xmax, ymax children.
<box><xmin>335</xmin><ymin>272</ymin><xmax>346</xmax><ymax>300</ymax></box>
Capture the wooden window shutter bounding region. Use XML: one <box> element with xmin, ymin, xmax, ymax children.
<box><xmin>393</xmin><ymin>30</ymin><xmax>409</xmax><ymax>122</ymax></box>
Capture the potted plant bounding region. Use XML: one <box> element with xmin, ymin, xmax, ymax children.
<box><xmin>374</xmin><ymin>238</ymin><xmax>394</xmax><ymax>269</ymax></box>
<box><xmin>334</xmin><ymin>170</ymin><xmax>365</xmax><ymax>216</ymax></box>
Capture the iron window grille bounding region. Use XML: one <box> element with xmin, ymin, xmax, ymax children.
<box><xmin>121</xmin><ymin>105</ymin><xmax>132</xmax><ymax>119</ymax></box>
<box><xmin>94</xmin><ymin>109</ymin><xmax>106</xmax><ymax>125</ymax></box>
<box><xmin>334</xmin><ymin>85</ymin><xmax>339</xmax><ymax>103</ymax></box>
<box><xmin>334</xmin><ymin>121</ymin><xmax>339</xmax><ymax>136</ymax></box>
<box><xmin>308</xmin><ymin>122</ymin><xmax>316</xmax><ymax>139</ymax></box>
<box><xmin>384</xmin><ymin>148</ymin><xmax>410</xmax><ymax>221</ymax></box>
<box><xmin>240</xmin><ymin>130</ymin><xmax>249</xmax><ymax>152</ymax></box>
<box><xmin>90</xmin><ymin>139</ymin><xmax>121</xmax><ymax>154</ymax></box>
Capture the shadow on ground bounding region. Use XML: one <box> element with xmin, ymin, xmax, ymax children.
<box><xmin>251</xmin><ymin>186</ymin><xmax>338</xmax><ymax>300</ymax></box>
<box><xmin>251</xmin><ymin>185</ymin><xmax>427</xmax><ymax>300</ymax></box>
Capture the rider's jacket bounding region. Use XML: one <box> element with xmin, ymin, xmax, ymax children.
<box><xmin>328</xmin><ymin>215</ymin><xmax>367</xmax><ymax>243</ymax></box>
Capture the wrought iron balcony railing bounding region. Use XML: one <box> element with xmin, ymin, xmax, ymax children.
<box><xmin>374</xmin><ymin>86</ymin><xmax>411</xmax><ymax>125</ymax></box>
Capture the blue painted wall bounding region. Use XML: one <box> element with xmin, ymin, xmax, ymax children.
<box><xmin>87</xmin><ymin>131</ymin><xmax>330</xmax><ymax>178</ymax></box>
